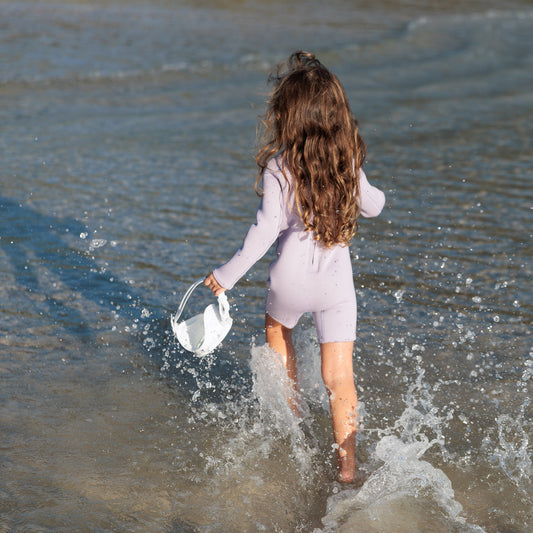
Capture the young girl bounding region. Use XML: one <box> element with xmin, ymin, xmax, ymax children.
<box><xmin>205</xmin><ymin>51</ymin><xmax>385</xmax><ymax>483</ymax></box>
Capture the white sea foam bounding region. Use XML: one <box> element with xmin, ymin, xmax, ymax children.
<box><xmin>316</xmin><ymin>365</ymin><xmax>486</xmax><ymax>533</ymax></box>
<box><xmin>316</xmin><ymin>434</ymin><xmax>485</xmax><ymax>533</ymax></box>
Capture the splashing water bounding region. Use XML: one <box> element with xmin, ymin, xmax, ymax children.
<box><xmin>250</xmin><ymin>343</ymin><xmax>303</xmax><ymax>436</ymax></box>
<box><xmin>492</xmin><ymin>410</ymin><xmax>532</xmax><ymax>491</ymax></box>
<box><xmin>149</xmin><ymin>333</ymin><xmax>330</xmax><ymax>530</ymax></box>
<box><xmin>248</xmin><ymin>342</ymin><xmax>321</xmax><ymax>481</ymax></box>
<box><xmin>316</xmin><ymin>364</ymin><xmax>487</xmax><ymax>533</ymax></box>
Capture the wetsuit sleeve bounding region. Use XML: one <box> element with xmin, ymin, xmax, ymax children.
<box><xmin>212</xmin><ymin>169</ymin><xmax>284</xmax><ymax>290</ymax></box>
<box><xmin>358</xmin><ymin>169</ymin><xmax>386</xmax><ymax>218</ymax></box>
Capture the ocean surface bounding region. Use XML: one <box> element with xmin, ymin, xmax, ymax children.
<box><xmin>1</xmin><ymin>0</ymin><xmax>532</xmax><ymax>531</ymax></box>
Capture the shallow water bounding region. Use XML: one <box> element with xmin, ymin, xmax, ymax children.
<box><xmin>1</xmin><ymin>0</ymin><xmax>532</xmax><ymax>531</ymax></box>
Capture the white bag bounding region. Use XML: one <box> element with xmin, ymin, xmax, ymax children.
<box><xmin>171</xmin><ymin>278</ymin><xmax>232</xmax><ymax>356</ymax></box>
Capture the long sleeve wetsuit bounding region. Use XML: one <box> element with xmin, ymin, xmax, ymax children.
<box><xmin>213</xmin><ymin>155</ymin><xmax>385</xmax><ymax>343</ymax></box>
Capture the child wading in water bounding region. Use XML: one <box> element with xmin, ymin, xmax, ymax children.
<box><xmin>205</xmin><ymin>51</ymin><xmax>385</xmax><ymax>483</ymax></box>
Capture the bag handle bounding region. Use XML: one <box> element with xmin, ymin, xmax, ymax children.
<box><xmin>173</xmin><ymin>278</ymin><xmax>230</xmax><ymax>324</ymax></box>
<box><xmin>174</xmin><ymin>278</ymin><xmax>205</xmax><ymax>323</ymax></box>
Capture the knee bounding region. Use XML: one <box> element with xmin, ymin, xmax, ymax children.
<box><xmin>322</xmin><ymin>369</ymin><xmax>355</xmax><ymax>397</ymax></box>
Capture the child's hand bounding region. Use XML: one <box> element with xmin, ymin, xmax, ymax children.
<box><xmin>205</xmin><ymin>273</ymin><xmax>226</xmax><ymax>296</ymax></box>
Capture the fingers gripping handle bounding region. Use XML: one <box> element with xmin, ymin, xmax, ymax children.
<box><xmin>173</xmin><ymin>278</ymin><xmax>229</xmax><ymax>324</ymax></box>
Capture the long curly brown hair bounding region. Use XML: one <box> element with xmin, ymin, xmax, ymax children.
<box><xmin>256</xmin><ymin>51</ymin><xmax>366</xmax><ymax>247</ymax></box>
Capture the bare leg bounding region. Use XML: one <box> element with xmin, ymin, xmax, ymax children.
<box><xmin>320</xmin><ymin>341</ymin><xmax>358</xmax><ymax>483</ymax></box>
<box><xmin>265</xmin><ymin>313</ymin><xmax>299</xmax><ymax>414</ymax></box>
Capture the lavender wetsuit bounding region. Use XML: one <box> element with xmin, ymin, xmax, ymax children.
<box><xmin>213</xmin><ymin>155</ymin><xmax>385</xmax><ymax>343</ymax></box>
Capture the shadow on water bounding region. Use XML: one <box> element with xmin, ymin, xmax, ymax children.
<box><xmin>0</xmin><ymin>197</ymin><xmax>142</xmax><ymax>334</ymax></box>
<box><xmin>0</xmin><ymin>196</ymin><xmax>249</xmax><ymax>399</ymax></box>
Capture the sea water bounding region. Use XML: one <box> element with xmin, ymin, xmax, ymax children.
<box><xmin>0</xmin><ymin>0</ymin><xmax>531</xmax><ymax>531</ymax></box>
